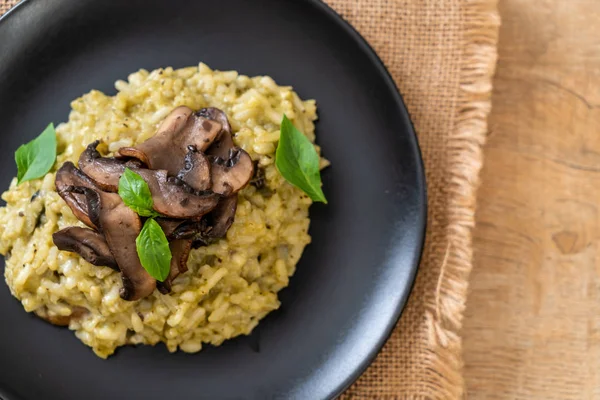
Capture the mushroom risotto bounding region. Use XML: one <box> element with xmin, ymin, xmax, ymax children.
<box><xmin>0</xmin><ymin>63</ymin><xmax>326</xmax><ymax>358</ymax></box>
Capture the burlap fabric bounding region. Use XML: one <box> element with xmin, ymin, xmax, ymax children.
<box><xmin>0</xmin><ymin>0</ymin><xmax>499</xmax><ymax>398</ymax></box>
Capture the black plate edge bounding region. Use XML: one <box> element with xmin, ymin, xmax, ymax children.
<box><xmin>301</xmin><ymin>2</ymin><xmax>427</xmax><ymax>398</ymax></box>
<box><xmin>0</xmin><ymin>1</ymin><xmax>428</xmax><ymax>399</ymax></box>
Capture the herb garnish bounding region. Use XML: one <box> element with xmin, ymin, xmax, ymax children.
<box><xmin>118</xmin><ymin>168</ymin><xmax>160</xmax><ymax>217</ymax></box>
<box><xmin>15</xmin><ymin>123</ymin><xmax>57</xmax><ymax>185</ymax></box>
<box><xmin>136</xmin><ymin>218</ymin><xmax>172</xmax><ymax>282</ymax></box>
<box><xmin>118</xmin><ymin>168</ymin><xmax>171</xmax><ymax>281</ymax></box>
<box><xmin>275</xmin><ymin>115</ymin><xmax>327</xmax><ymax>203</ymax></box>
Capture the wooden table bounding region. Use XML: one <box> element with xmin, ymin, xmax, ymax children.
<box><xmin>462</xmin><ymin>0</ymin><xmax>600</xmax><ymax>398</ymax></box>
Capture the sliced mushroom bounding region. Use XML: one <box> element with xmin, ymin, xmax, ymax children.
<box><xmin>52</xmin><ymin>227</ymin><xmax>118</xmax><ymax>270</ymax></box>
<box><xmin>196</xmin><ymin>107</ymin><xmax>231</xmax><ymax>136</ymax></box>
<box><xmin>69</xmin><ymin>186</ymin><xmax>156</xmax><ymax>301</ymax></box>
<box><xmin>250</xmin><ymin>162</ymin><xmax>266</xmax><ymax>189</ymax></box>
<box><xmin>162</xmin><ymin>196</ymin><xmax>238</xmax><ymax>247</ymax></box>
<box><xmin>205</xmin><ymin>195</ymin><xmax>238</xmax><ymax>239</ymax></box>
<box><xmin>155</xmin><ymin>219</ymin><xmax>193</xmax><ymax>294</ymax></box>
<box><xmin>155</xmin><ymin>218</ymin><xmax>184</xmax><ymax>238</ymax></box>
<box><xmin>156</xmin><ymin>239</ymin><xmax>192</xmax><ymax>294</ymax></box>
<box><xmin>100</xmin><ymin>192</ymin><xmax>155</xmax><ymax>301</ymax></box>
<box><xmin>117</xmin><ymin>106</ymin><xmax>222</xmax><ymax>176</ymax></box>
<box><xmin>162</xmin><ymin>196</ymin><xmax>238</xmax><ymax>248</ymax></box>
<box><xmin>117</xmin><ymin>106</ymin><xmax>192</xmax><ymax>166</ymax></box>
<box><xmin>177</xmin><ymin>145</ymin><xmax>212</xmax><ymax>191</ymax></box>
<box><xmin>79</xmin><ymin>141</ymin><xmax>143</xmax><ymax>192</ymax></box>
<box><xmin>78</xmin><ymin>141</ymin><xmax>127</xmax><ymax>192</ymax></box>
<box><xmin>154</xmin><ymin>217</ymin><xmax>203</xmax><ymax>240</ymax></box>
<box><xmin>55</xmin><ymin>162</ymin><xmax>99</xmax><ymax>229</ymax></box>
<box><xmin>134</xmin><ymin>168</ymin><xmax>220</xmax><ymax>219</ymax></box>
<box><xmin>171</xmin><ymin>240</ymin><xmax>191</xmax><ymax>277</ymax></box>
<box><xmin>210</xmin><ymin>148</ymin><xmax>254</xmax><ymax>195</ymax></box>
<box><xmin>196</xmin><ymin>107</ymin><xmax>234</xmax><ymax>159</ymax></box>
<box><xmin>35</xmin><ymin>305</ymin><xmax>88</xmax><ymax>327</ymax></box>
<box><xmin>52</xmin><ymin>107</ymin><xmax>247</xmax><ymax>302</ymax></box>
<box><xmin>189</xmin><ymin>195</ymin><xmax>238</xmax><ymax>248</ymax></box>
<box><xmin>170</xmin><ymin>219</ymin><xmax>207</xmax><ymax>240</ymax></box>
<box><xmin>193</xmin><ymin>108</ymin><xmax>254</xmax><ymax>194</ymax></box>
<box><xmin>78</xmin><ymin>142</ymin><xmax>220</xmax><ymax>218</ymax></box>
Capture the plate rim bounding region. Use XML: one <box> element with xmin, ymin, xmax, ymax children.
<box><xmin>300</xmin><ymin>1</ymin><xmax>427</xmax><ymax>397</ymax></box>
<box><xmin>0</xmin><ymin>1</ymin><xmax>427</xmax><ymax>399</ymax></box>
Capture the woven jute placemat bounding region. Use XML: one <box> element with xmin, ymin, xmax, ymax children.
<box><xmin>0</xmin><ymin>0</ymin><xmax>500</xmax><ymax>398</ymax></box>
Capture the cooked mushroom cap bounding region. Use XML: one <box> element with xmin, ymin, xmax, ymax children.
<box><xmin>196</xmin><ymin>107</ymin><xmax>232</xmax><ymax>136</ymax></box>
<box><xmin>162</xmin><ymin>195</ymin><xmax>238</xmax><ymax>248</ymax></box>
<box><xmin>249</xmin><ymin>163</ymin><xmax>266</xmax><ymax>189</ymax></box>
<box><xmin>192</xmin><ymin>108</ymin><xmax>254</xmax><ymax>195</ymax></box>
<box><xmin>118</xmin><ymin>106</ymin><xmax>222</xmax><ymax>176</ymax></box>
<box><xmin>204</xmin><ymin>195</ymin><xmax>238</xmax><ymax>239</ymax></box>
<box><xmin>78</xmin><ymin>141</ymin><xmax>127</xmax><ymax>192</ymax></box>
<box><xmin>170</xmin><ymin>219</ymin><xmax>207</xmax><ymax>240</ymax></box>
<box><xmin>177</xmin><ymin>145</ymin><xmax>212</xmax><ymax>191</ymax></box>
<box><xmin>210</xmin><ymin>149</ymin><xmax>254</xmax><ymax>195</ymax></box>
<box><xmin>117</xmin><ymin>106</ymin><xmax>192</xmax><ymax>166</ymax></box>
<box><xmin>74</xmin><ymin>187</ymin><xmax>156</xmax><ymax>301</ymax></box>
<box><xmin>99</xmin><ymin>192</ymin><xmax>155</xmax><ymax>301</ymax></box>
<box><xmin>78</xmin><ymin>142</ymin><xmax>221</xmax><ymax>219</ymax></box>
<box><xmin>197</xmin><ymin>107</ymin><xmax>234</xmax><ymax>160</ymax></box>
<box><xmin>134</xmin><ymin>168</ymin><xmax>220</xmax><ymax>219</ymax></box>
<box><xmin>155</xmin><ymin>218</ymin><xmax>193</xmax><ymax>294</ymax></box>
<box><xmin>154</xmin><ymin>218</ymin><xmax>184</xmax><ymax>238</ymax></box>
<box><xmin>55</xmin><ymin>162</ymin><xmax>100</xmax><ymax>229</ymax></box>
<box><xmin>153</xmin><ymin>217</ymin><xmax>205</xmax><ymax>241</ymax></box>
<box><xmin>156</xmin><ymin>239</ymin><xmax>192</xmax><ymax>294</ymax></box>
<box><xmin>188</xmin><ymin>195</ymin><xmax>238</xmax><ymax>248</ymax></box>
<box><xmin>53</xmin><ymin>227</ymin><xmax>118</xmax><ymax>270</ymax></box>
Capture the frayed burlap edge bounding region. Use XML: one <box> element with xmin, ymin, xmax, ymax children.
<box><xmin>428</xmin><ymin>0</ymin><xmax>500</xmax><ymax>396</ymax></box>
<box><xmin>0</xmin><ymin>0</ymin><xmax>15</xmax><ymax>15</ymax></box>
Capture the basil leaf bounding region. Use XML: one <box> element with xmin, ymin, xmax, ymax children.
<box><xmin>275</xmin><ymin>115</ymin><xmax>327</xmax><ymax>203</ymax></box>
<box><xmin>15</xmin><ymin>123</ymin><xmax>57</xmax><ymax>185</ymax></box>
<box><xmin>118</xmin><ymin>168</ymin><xmax>159</xmax><ymax>217</ymax></box>
<box><xmin>136</xmin><ymin>218</ymin><xmax>172</xmax><ymax>282</ymax></box>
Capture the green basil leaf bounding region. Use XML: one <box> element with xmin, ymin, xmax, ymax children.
<box><xmin>118</xmin><ymin>168</ymin><xmax>159</xmax><ymax>217</ymax></box>
<box><xmin>275</xmin><ymin>115</ymin><xmax>327</xmax><ymax>203</ymax></box>
<box><xmin>136</xmin><ymin>218</ymin><xmax>172</xmax><ymax>282</ymax></box>
<box><xmin>15</xmin><ymin>123</ymin><xmax>57</xmax><ymax>185</ymax></box>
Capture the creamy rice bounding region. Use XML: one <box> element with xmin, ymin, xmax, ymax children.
<box><xmin>0</xmin><ymin>63</ymin><xmax>321</xmax><ymax>358</ymax></box>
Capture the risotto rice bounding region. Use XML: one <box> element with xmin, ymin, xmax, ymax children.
<box><xmin>0</xmin><ymin>63</ymin><xmax>321</xmax><ymax>358</ymax></box>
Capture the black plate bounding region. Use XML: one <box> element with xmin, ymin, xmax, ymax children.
<box><xmin>0</xmin><ymin>1</ymin><xmax>426</xmax><ymax>399</ymax></box>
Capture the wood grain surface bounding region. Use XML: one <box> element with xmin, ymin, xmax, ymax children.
<box><xmin>463</xmin><ymin>0</ymin><xmax>600</xmax><ymax>398</ymax></box>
